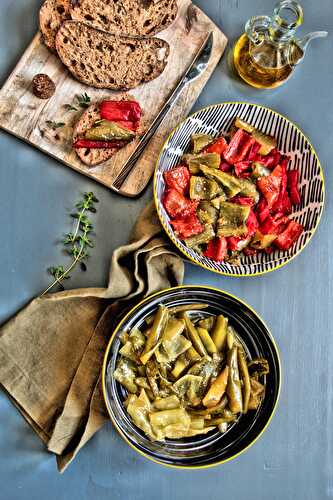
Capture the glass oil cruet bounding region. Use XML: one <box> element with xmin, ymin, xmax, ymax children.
<box><xmin>233</xmin><ymin>0</ymin><xmax>328</xmax><ymax>89</ymax></box>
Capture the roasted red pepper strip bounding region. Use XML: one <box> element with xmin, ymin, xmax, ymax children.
<box><xmin>73</xmin><ymin>139</ymin><xmax>127</xmax><ymax>149</ymax></box>
<box><xmin>171</xmin><ymin>215</ymin><xmax>203</xmax><ymax>239</ymax></box>
<box><xmin>223</xmin><ymin>129</ymin><xmax>253</xmax><ymax>164</ymax></box>
<box><xmin>204</xmin><ymin>237</ymin><xmax>228</xmax><ymax>261</ymax></box>
<box><xmin>271</xmin><ymin>160</ymin><xmax>292</xmax><ymax>215</ymax></box>
<box><xmin>204</xmin><ymin>136</ymin><xmax>228</xmax><ymax>155</ymax></box>
<box><xmin>246</xmin><ymin>209</ymin><xmax>259</xmax><ymax>236</ymax></box>
<box><xmin>163</xmin><ymin>189</ymin><xmax>198</xmax><ymax>219</ymax></box>
<box><xmin>287</xmin><ymin>170</ymin><xmax>301</xmax><ymax>205</ymax></box>
<box><xmin>243</xmin><ymin>247</ymin><xmax>257</xmax><ymax>256</ymax></box>
<box><xmin>100</xmin><ymin>100</ymin><xmax>142</xmax><ymax>123</ymax></box>
<box><xmin>256</xmin><ymin>198</ymin><xmax>270</xmax><ymax>223</ymax></box>
<box><xmin>260</xmin><ymin>214</ymin><xmax>290</xmax><ymax>235</ymax></box>
<box><xmin>253</xmin><ymin>149</ymin><xmax>281</xmax><ymax>169</ymax></box>
<box><xmin>234</xmin><ymin>160</ymin><xmax>252</xmax><ymax>177</ymax></box>
<box><xmin>164</xmin><ymin>165</ymin><xmax>190</xmax><ymax>195</ymax></box>
<box><xmin>219</xmin><ymin>161</ymin><xmax>232</xmax><ymax>172</ymax></box>
<box><xmin>274</xmin><ymin>220</ymin><xmax>303</xmax><ymax>250</ymax></box>
<box><xmin>248</xmin><ymin>142</ymin><xmax>261</xmax><ymax>161</ymax></box>
<box><xmin>115</xmin><ymin>120</ymin><xmax>139</xmax><ymax>131</ymax></box>
<box><xmin>257</xmin><ymin>164</ymin><xmax>284</xmax><ymax>208</ymax></box>
<box><xmin>230</xmin><ymin>196</ymin><xmax>255</xmax><ymax>206</ymax></box>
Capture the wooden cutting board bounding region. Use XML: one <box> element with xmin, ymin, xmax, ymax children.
<box><xmin>0</xmin><ymin>0</ymin><xmax>227</xmax><ymax>197</ymax></box>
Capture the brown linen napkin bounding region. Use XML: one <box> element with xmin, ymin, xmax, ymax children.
<box><xmin>0</xmin><ymin>202</ymin><xmax>184</xmax><ymax>472</ymax></box>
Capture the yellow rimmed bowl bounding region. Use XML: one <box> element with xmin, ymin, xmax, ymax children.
<box><xmin>102</xmin><ymin>285</ymin><xmax>281</xmax><ymax>468</ymax></box>
<box><xmin>154</xmin><ymin>102</ymin><xmax>325</xmax><ymax>277</ymax></box>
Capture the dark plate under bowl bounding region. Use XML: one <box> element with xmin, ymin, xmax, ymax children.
<box><xmin>102</xmin><ymin>285</ymin><xmax>281</xmax><ymax>468</ymax></box>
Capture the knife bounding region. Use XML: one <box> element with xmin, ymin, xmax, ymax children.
<box><xmin>111</xmin><ymin>31</ymin><xmax>214</xmax><ymax>194</ymax></box>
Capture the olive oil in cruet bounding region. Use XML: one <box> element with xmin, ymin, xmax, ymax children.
<box><xmin>233</xmin><ymin>1</ymin><xmax>327</xmax><ymax>89</ymax></box>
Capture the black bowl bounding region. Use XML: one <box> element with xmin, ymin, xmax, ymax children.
<box><xmin>102</xmin><ymin>285</ymin><xmax>281</xmax><ymax>468</ymax></box>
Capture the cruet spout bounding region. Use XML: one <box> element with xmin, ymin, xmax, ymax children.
<box><xmin>293</xmin><ymin>31</ymin><xmax>328</xmax><ymax>63</ymax></box>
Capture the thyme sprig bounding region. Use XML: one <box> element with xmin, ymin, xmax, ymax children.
<box><xmin>77</xmin><ymin>92</ymin><xmax>91</xmax><ymax>108</ymax></box>
<box><xmin>46</xmin><ymin>120</ymin><xmax>66</xmax><ymax>130</ymax></box>
<box><xmin>40</xmin><ymin>192</ymin><xmax>99</xmax><ymax>296</ymax></box>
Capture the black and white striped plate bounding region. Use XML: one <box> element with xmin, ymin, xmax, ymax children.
<box><xmin>154</xmin><ymin>102</ymin><xmax>325</xmax><ymax>277</ymax></box>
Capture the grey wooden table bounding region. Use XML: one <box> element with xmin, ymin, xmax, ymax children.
<box><xmin>0</xmin><ymin>1</ymin><xmax>332</xmax><ymax>499</ymax></box>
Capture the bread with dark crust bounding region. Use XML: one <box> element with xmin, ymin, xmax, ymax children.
<box><xmin>70</xmin><ymin>0</ymin><xmax>178</xmax><ymax>36</ymax></box>
<box><xmin>56</xmin><ymin>21</ymin><xmax>170</xmax><ymax>89</ymax></box>
<box><xmin>39</xmin><ymin>0</ymin><xmax>72</xmax><ymax>51</ymax></box>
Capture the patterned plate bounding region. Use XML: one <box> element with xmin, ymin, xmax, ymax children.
<box><xmin>154</xmin><ymin>102</ymin><xmax>325</xmax><ymax>277</ymax></box>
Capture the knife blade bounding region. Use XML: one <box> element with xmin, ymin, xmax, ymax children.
<box><xmin>112</xmin><ymin>31</ymin><xmax>214</xmax><ymax>194</ymax></box>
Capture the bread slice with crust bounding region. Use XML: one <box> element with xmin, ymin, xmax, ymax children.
<box><xmin>39</xmin><ymin>0</ymin><xmax>71</xmax><ymax>51</ymax></box>
<box><xmin>70</xmin><ymin>0</ymin><xmax>178</xmax><ymax>36</ymax></box>
<box><xmin>73</xmin><ymin>95</ymin><xmax>140</xmax><ymax>166</ymax></box>
<box><xmin>56</xmin><ymin>21</ymin><xmax>170</xmax><ymax>89</ymax></box>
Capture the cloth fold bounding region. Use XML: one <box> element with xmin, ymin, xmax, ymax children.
<box><xmin>0</xmin><ymin>202</ymin><xmax>184</xmax><ymax>472</ymax></box>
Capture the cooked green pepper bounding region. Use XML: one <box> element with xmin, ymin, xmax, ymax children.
<box><xmin>182</xmin><ymin>313</ymin><xmax>207</xmax><ymax>357</ymax></box>
<box><xmin>238</xmin><ymin>349</ymin><xmax>251</xmax><ymax>413</ymax></box>
<box><xmin>210</xmin><ymin>194</ymin><xmax>227</xmax><ymax>210</ymax></box>
<box><xmin>173</xmin><ymin>374</ymin><xmax>203</xmax><ymax>406</ymax></box>
<box><xmin>85</xmin><ymin>120</ymin><xmax>135</xmax><ymax>141</ymax></box>
<box><xmin>248</xmin><ymin>377</ymin><xmax>265</xmax><ymax>410</ymax></box>
<box><xmin>182</xmin><ymin>153</ymin><xmax>220</xmax><ymax>173</ymax></box>
<box><xmin>252</xmin><ymin>163</ymin><xmax>271</xmax><ymax>178</ymax></box>
<box><xmin>150</xmin><ymin>408</ymin><xmax>191</xmax><ymax>429</ymax></box>
<box><xmin>202</xmin><ymin>365</ymin><xmax>229</xmax><ymax>408</ymax></box>
<box><xmin>238</xmin><ymin>178</ymin><xmax>259</xmax><ymax>202</ymax></box>
<box><xmin>251</xmin><ymin>231</ymin><xmax>277</xmax><ymax>249</ymax></box>
<box><xmin>226</xmin><ymin>326</ymin><xmax>235</xmax><ymax>350</ymax></box>
<box><xmin>127</xmin><ymin>389</ymin><xmax>155</xmax><ymax>439</ymax></box>
<box><xmin>234</xmin><ymin>117</ymin><xmax>255</xmax><ymax>133</ymax></box>
<box><xmin>197</xmin><ymin>327</ymin><xmax>217</xmax><ymax>355</ymax></box>
<box><xmin>154</xmin><ymin>395</ymin><xmax>181</xmax><ymax>410</ymax></box>
<box><xmin>114</xmin><ymin>357</ymin><xmax>138</xmax><ymax>393</ymax></box>
<box><xmin>252</xmin><ymin>129</ymin><xmax>277</xmax><ymax>155</ymax></box>
<box><xmin>171</xmin><ymin>353</ymin><xmax>190</xmax><ymax>379</ymax></box>
<box><xmin>198</xmin><ymin>316</ymin><xmax>216</xmax><ymax>332</ymax></box>
<box><xmin>185</xmin><ymin>346</ymin><xmax>202</xmax><ymax>364</ymax></box>
<box><xmin>199</xmin><ymin>165</ymin><xmax>242</xmax><ymax>198</ymax></box>
<box><xmin>184</xmin><ymin>224</ymin><xmax>215</xmax><ymax>248</ymax></box>
<box><xmin>197</xmin><ymin>201</ymin><xmax>218</xmax><ymax>225</ymax></box>
<box><xmin>211</xmin><ymin>315</ymin><xmax>228</xmax><ymax>351</ymax></box>
<box><xmin>248</xmin><ymin>358</ymin><xmax>270</xmax><ymax>377</ymax></box>
<box><xmin>135</xmin><ymin>377</ymin><xmax>151</xmax><ymax>390</ymax></box>
<box><xmin>217</xmin><ymin>202</ymin><xmax>250</xmax><ymax>238</ymax></box>
<box><xmin>191</xmin><ymin>133</ymin><xmax>214</xmax><ymax>153</ymax></box>
<box><xmin>190</xmin><ymin>416</ymin><xmax>205</xmax><ymax>430</ymax></box>
<box><xmin>129</xmin><ymin>327</ymin><xmax>146</xmax><ymax>353</ymax></box>
<box><xmin>190</xmin><ymin>176</ymin><xmax>221</xmax><ymax>201</ymax></box>
<box><xmin>226</xmin><ymin>347</ymin><xmax>243</xmax><ymax>413</ymax></box>
<box><xmin>119</xmin><ymin>341</ymin><xmax>137</xmax><ymax>362</ymax></box>
<box><xmin>140</xmin><ymin>305</ymin><xmax>168</xmax><ymax>364</ymax></box>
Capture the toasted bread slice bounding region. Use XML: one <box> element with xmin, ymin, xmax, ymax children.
<box><xmin>70</xmin><ymin>0</ymin><xmax>178</xmax><ymax>36</ymax></box>
<box><xmin>73</xmin><ymin>95</ymin><xmax>140</xmax><ymax>166</ymax></box>
<box><xmin>56</xmin><ymin>21</ymin><xmax>170</xmax><ymax>89</ymax></box>
<box><xmin>39</xmin><ymin>0</ymin><xmax>71</xmax><ymax>51</ymax></box>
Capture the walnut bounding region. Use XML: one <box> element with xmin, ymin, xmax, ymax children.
<box><xmin>32</xmin><ymin>73</ymin><xmax>56</xmax><ymax>99</ymax></box>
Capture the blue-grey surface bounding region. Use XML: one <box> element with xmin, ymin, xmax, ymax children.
<box><xmin>0</xmin><ymin>0</ymin><xmax>332</xmax><ymax>499</ymax></box>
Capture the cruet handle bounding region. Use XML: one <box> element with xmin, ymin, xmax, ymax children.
<box><xmin>245</xmin><ymin>16</ymin><xmax>272</xmax><ymax>44</ymax></box>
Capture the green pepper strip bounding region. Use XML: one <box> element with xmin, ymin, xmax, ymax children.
<box><xmin>238</xmin><ymin>349</ymin><xmax>251</xmax><ymax>414</ymax></box>
<box><xmin>211</xmin><ymin>315</ymin><xmax>228</xmax><ymax>351</ymax></box>
<box><xmin>226</xmin><ymin>346</ymin><xmax>243</xmax><ymax>413</ymax></box>
<box><xmin>140</xmin><ymin>306</ymin><xmax>168</xmax><ymax>364</ymax></box>
<box><xmin>182</xmin><ymin>313</ymin><xmax>207</xmax><ymax>357</ymax></box>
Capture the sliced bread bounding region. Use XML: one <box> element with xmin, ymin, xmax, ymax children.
<box><xmin>73</xmin><ymin>95</ymin><xmax>140</xmax><ymax>166</ymax></box>
<box><xmin>70</xmin><ymin>0</ymin><xmax>178</xmax><ymax>36</ymax></box>
<box><xmin>39</xmin><ymin>0</ymin><xmax>71</xmax><ymax>51</ymax></box>
<box><xmin>56</xmin><ymin>21</ymin><xmax>170</xmax><ymax>89</ymax></box>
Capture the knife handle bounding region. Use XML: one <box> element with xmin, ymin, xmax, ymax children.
<box><xmin>112</xmin><ymin>80</ymin><xmax>186</xmax><ymax>191</ymax></box>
